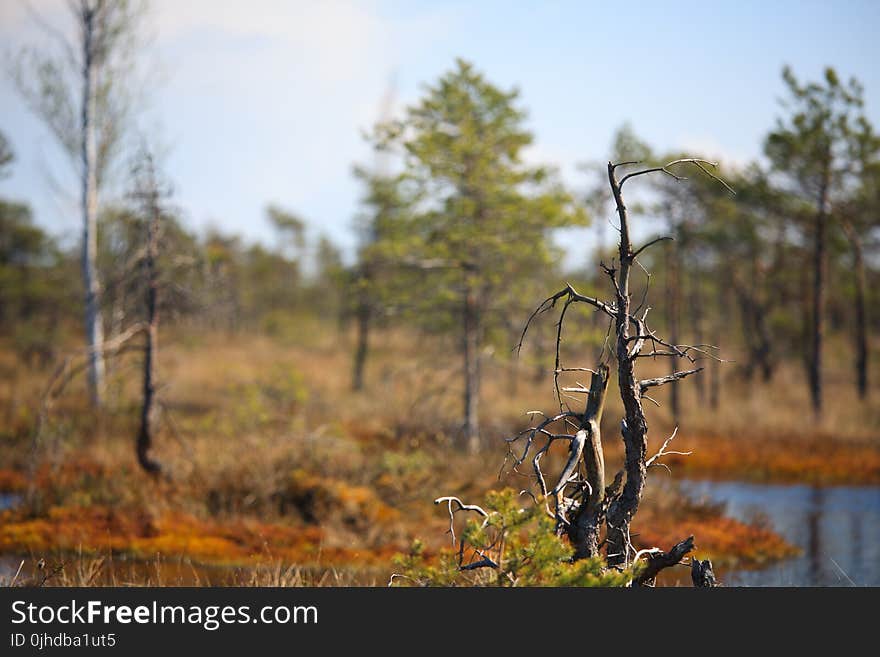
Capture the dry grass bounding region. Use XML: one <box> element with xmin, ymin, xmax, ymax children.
<box><xmin>1</xmin><ymin>552</ymin><xmax>376</xmax><ymax>587</ymax></box>
<box><xmin>0</xmin><ymin>320</ymin><xmax>876</xmax><ymax>585</ymax></box>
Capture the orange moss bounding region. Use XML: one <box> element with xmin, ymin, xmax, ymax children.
<box><xmin>0</xmin><ymin>504</ymin><xmax>404</xmax><ymax>568</ymax></box>
<box><xmin>0</xmin><ymin>469</ymin><xmax>26</xmax><ymax>492</ymax></box>
<box><xmin>0</xmin><ymin>460</ymin><xmax>116</xmax><ymax>494</ymax></box>
<box><xmin>287</xmin><ymin>469</ymin><xmax>400</xmax><ymax>525</ymax></box>
<box><xmin>635</xmin><ymin>513</ymin><xmax>799</xmax><ymax>569</ymax></box>
<box><xmin>663</xmin><ymin>434</ymin><xmax>880</xmax><ymax>486</ymax></box>
<box><xmin>3</xmin><ymin>328</ymin><xmax>873</xmax><ymax>583</ymax></box>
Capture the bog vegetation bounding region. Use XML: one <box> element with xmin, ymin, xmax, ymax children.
<box><xmin>0</xmin><ymin>2</ymin><xmax>878</xmax><ymax>587</ymax></box>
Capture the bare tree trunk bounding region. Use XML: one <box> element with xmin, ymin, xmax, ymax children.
<box><xmin>808</xmin><ymin>173</ymin><xmax>830</xmax><ymax>418</ymax></box>
<box><xmin>688</xmin><ymin>270</ymin><xmax>706</xmax><ymax>403</ymax></box>
<box><xmin>605</xmin><ymin>162</ymin><xmax>650</xmax><ymax>569</ymax></box>
<box><xmin>709</xmin><ymin>332</ymin><xmax>721</xmax><ymax>410</ymax></box>
<box><xmin>754</xmin><ymin>305</ymin><xmax>775</xmax><ymax>382</ymax></box>
<box><xmin>734</xmin><ymin>283</ymin><xmax>756</xmax><ymax>381</ymax></box>
<box><xmin>352</xmin><ymin>293</ymin><xmax>370</xmax><ymax>392</ymax></box>
<box><xmin>854</xmin><ymin>245</ymin><xmax>868</xmax><ymax>399</ymax></box>
<box><xmin>667</xmin><ymin>238</ymin><xmax>681</xmax><ymax>424</ymax></box>
<box><xmin>842</xmin><ymin>220</ymin><xmax>868</xmax><ymax>399</ymax></box>
<box><xmin>81</xmin><ymin>6</ymin><xmax>105</xmax><ymax>408</ymax></box>
<box><xmin>568</xmin><ymin>365</ymin><xmax>609</xmax><ymax>560</ymax></box>
<box><xmin>463</xmin><ymin>284</ymin><xmax>480</xmax><ymax>453</ymax></box>
<box><xmin>709</xmin><ymin>280</ymin><xmax>728</xmax><ymax>411</ymax></box>
<box><xmin>735</xmin><ymin>278</ymin><xmax>775</xmax><ymax>383</ymax></box>
<box><xmin>137</xmin><ymin>163</ymin><xmax>162</xmax><ymax>475</ymax></box>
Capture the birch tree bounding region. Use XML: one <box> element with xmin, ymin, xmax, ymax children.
<box><xmin>12</xmin><ymin>0</ymin><xmax>146</xmax><ymax>407</ymax></box>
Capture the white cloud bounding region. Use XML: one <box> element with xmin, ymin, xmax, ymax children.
<box><xmin>142</xmin><ymin>1</ymin><xmax>455</xmax><ymax>249</ymax></box>
<box><xmin>153</xmin><ymin>0</ymin><xmax>394</xmax><ymax>85</ymax></box>
<box><xmin>1</xmin><ymin>0</ymin><xmax>453</xmax><ymax>246</ymax></box>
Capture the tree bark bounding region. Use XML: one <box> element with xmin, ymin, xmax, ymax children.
<box><xmin>808</xmin><ymin>170</ymin><xmax>830</xmax><ymax>418</ymax></box>
<box><xmin>605</xmin><ymin>162</ymin><xmax>650</xmax><ymax>569</ymax></box>
<box><xmin>688</xmin><ymin>269</ymin><xmax>706</xmax><ymax>403</ymax></box>
<box><xmin>734</xmin><ymin>278</ymin><xmax>774</xmax><ymax>383</ymax></box>
<box><xmin>709</xmin><ymin>276</ymin><xmax>730</xmax><ymax>411</ymax></box>
<box><xmin>754</xmin><ymin>311</ymin><xmax>774</xmax><ymax>382</ymax></box>
<box><xmin>633</xmin><ymin>535</ymin><xmax>695</xmax><ymax>587</ymax></box>
<box><xmin>667</xmin><ymin>237</ymin><xmax>681</xmax><ymax>424</ymax></box>
<box><xmin>80</xmin><ymin>5</ymin><xmax>105</xmax><ymax>408</ymax></box>
<box><xmin>137</xmin><ymin>168</ymin><xmax>162</xmax><ymax>475</ymax></box>
<box><xmin>568</xmin><ymin>364</ymin><xmax>609</xmax><ymax>560</ymax></box>
<box><xmin>853</xmin><ymin>244</ymin><xmax>868</xmax><ymax>400</ymax></box>
<box><xmin>841</xmin><ymin>220</ymin><xmax>868</xmax><ymax>399</ymax></box>
<box><xmin>691</xmin><ymin>558</ymin><xmax>718</xmax><ymax>587</ymax></box>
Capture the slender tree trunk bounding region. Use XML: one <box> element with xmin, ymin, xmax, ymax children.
<box><xmin>352</xmin><ymin>295</ymin><xmax>370</xmax><ymax>392</ymax></box>
<box><xmin>853</xmin><ymin>243</ymin><xmax>868</xmax><ymax>399</ymax></box>
<box><xmin>842</xmin><ymin>220</ymin><xmax>868</xmax><ymax>399</ymax></box>
<box><xmin>709</xmin><ymin>282</ymin><xmax>724</xmax><ymax>411</ymax></box>
<box><xmin>81</xmin><ymin>6</ymin><xmax>105</xmax><ymax>408</ymax></box>
<box><xmin>733</xmin><ymin>251</ymin><xmax>776</xmax><ymax>382</ymax></box>
<box><xmin>688</xmin><ymin>269</ymin><xmax>706</xmax><ymax>403</ymax></box>
<box><xmin>137</xmin><ymin>178</ymin><xmax>161</xmax><ymax>475</ymax></box>
<box><xmin>605</xmin><ymin>163</ymin><xmax>650</xmax><ymax>569</ymax></box>
<box><xmin>755</xmin><ymin>308</ymin><xmax>775</xmax><ymax>382</ymax></box>
<box><xmin>667</xmin><ymin>238</ymin><xmax>681</xmax><ymax>424</ymax></box>
<box><xmin>734</xmin><ymin>283</ymin><xmax>757</xmax><ymax>381</ymax></box>
<box><xmin>808</xmin><ymin>172</ymin><xmax>830</xmax><ymax>418</ymax></box>
<box><xmin>462</xmin><ymin>283</ymin><xmax>480</xmax><ymax>453</ymax></box>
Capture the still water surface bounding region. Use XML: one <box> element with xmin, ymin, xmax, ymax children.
<box><xmin>682</xmin><ymin>480</ymin><xmax>880</xmax><ymax>586</ymax></box>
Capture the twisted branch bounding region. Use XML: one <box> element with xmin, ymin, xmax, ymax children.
<box><xmin>434</xmin><ymin>496</ymin><xmax>490</xmax><ymax>546</ymax></box>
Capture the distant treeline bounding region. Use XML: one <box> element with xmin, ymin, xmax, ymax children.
<box><xmin>0</xmin><ymin>195</ymin><xmax>346</xmax><ymax>364</ymax></box>
<box><xmin>2</xmin><ymin>61</ymin><xmax>878</xmax><ymax>427</ymax></box>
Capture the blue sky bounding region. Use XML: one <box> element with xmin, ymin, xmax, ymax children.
<box><xmin>1</xmin><ymin>0</ymin><xmax>879</xmax><ymax>261</ymax></box>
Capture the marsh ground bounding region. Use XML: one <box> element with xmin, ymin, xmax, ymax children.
<box><xmin>0</xmin><ymin>323</ymin><xmax>877</xmax><ymax>586</ymax></box>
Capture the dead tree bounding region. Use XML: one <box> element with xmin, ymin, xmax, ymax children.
<box><xmin>497</xmin><ymin>158</ymin><xmax>733</xmax><ymax>585</ymax></box>
<box><xmin>131</xmin><ymin>149</ymin><xmax>165</xmax><ymax>475</ymax></box>
<box><xmin>13</xmin><ymin>1</ymin><xmax>146</xmax><ymax>408</ymax></box>
<box><xmin>424</xmin><ymin>159</ymin><xmax>731</xmax><ymax>586</ymax></box>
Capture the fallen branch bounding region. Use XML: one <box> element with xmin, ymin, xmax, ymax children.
<box><xmin>633</xmin><ymin>536</ymin><xmax>696</xmax><ymax>587</ymax></box>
